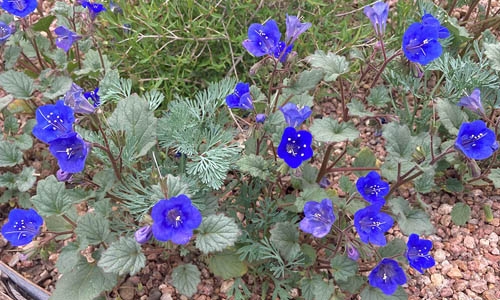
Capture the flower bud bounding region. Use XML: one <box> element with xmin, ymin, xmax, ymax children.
<box><xmin>134</xmin><ymin>225</ymin><xmax>153</xmax><ymax>244</ymax></box>
<box><xmin>56</xmin><ymin>169</ymin><xmax>73</xmax><ymax>182</ymax></box>
<box><xmin>319</xmin><ymin>176</ymin><xmax>330</xmax><ymax>189</ymax></box>
<box><xmin>347</xmin><ymin>244</ymin><xmax>359</xmax><ymax>261</ymax></box>
<box><xmin>255</xmin><ymin>114</ymin><xmax>266</xmax><ymax>124</ymax></box>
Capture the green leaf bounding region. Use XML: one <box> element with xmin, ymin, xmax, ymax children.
<box><xmin>383</xmin><ymin>123</ymin><xmax>415</xmax><ymax>161</ymax></box>
<box><xmin>389</xmin><ymin>197</ymin><xmax>434</xmax><ymax>235</ymax></box>
<box><xmin>484</xmin><ymin>42</ymin><xmax>500</xmax><ymax>71</ymax></box>
<box><xmin>56</xmin><ymin>241</ymin><xmax>82</xmax><ymax>274</ymax></box>
<box><xmin>269</xmin><ymin>222</ymin><xmax>300</xmax><ymax>261</ymax></box>
<box><xmin>360</xmin><ymin>285</ymin><xmax>408</xmax><ymax>300</ymax></box>
<box><xmin>378</xmin><ymin>238</ymin><xmax>406</xmax><ymax>258</ymax></box>
<box><xmin>310</xmin><ymin>118</ymin><xmax>359</xmax><ymax>143</ymax></box>
<box><xmin>295</xmin><ymin>187</ymin><xmax>329</xmax><ymax>212</ymax></box>
<box><xmin>451</xmin><ymin>203</ymin><xmax>471</xmax><ymax>226</ymax></box>
<box><xmin>74</xmin><ymin>49</ymin><xmax>111</xmax><ymax>76</ymax></box>
<box><xmin>330</xmin><ymin>255</ymin><xmax>358</xmax><ymax>282</ymax></box>
<box><xmin>166</xmin><ymin>174</ymin><xmax>191</xmax><ymax>198</ymax></box>
<box><xmin>444</xmin><ymin>178</ymin><xmax>464</xmax><ymax>193</ymax></box>
<box><xmin>306</xmin><ymin>50</ymin><xmax>349</xmax><ymax>82</ymax></box>
<box><xmin>347</xmin><ymin>99</ymin><xmax>374</xmax><ymax>117</ymax></box>
<box><xmin>3</xmin><ymin>46</ymin><xmax>21</xmax><ymax>70</ymax></box>
<box><xmin>0</xmin><ymin>70</ymin><xmax>34</xmax><ymax>99</ymax></box>
<box><xmin>487</xmin><ymin>168</ymin><xmax>500</xmax><ymax>188</ymax></box>
<box><xmin>12</xmin><ymin>134</ymin><xmax>33</xmax><ymax>150</ymax></box>
<box><xmin>0</xmin><ymin>140</ymin><xmax>23</xmax><ymax>167</ymax></box>
<box><xmin>285</xmin><ymin>69</ymin><xmax>324</xmax><ymax>94</ymax></box>
<box><xmin>352</xmin><ymin>148</ymin><xmax>377</xmax><ymax>176</ymax></box>
<box><xmin>312</xmin><ymin>278</ymin><xmax>335</xmax><ymax>300</ymax></box>
<box><xmin>414</xmin><ymin>171</ymin><xmax>435</xmax><ymax>194</ymax></box>
<box><xmin>171</xmin><ymin>264</ymin><xmax>201</xmax><ymax>297</ymax></box>
<box><xmin>51</xmin><ymin>257</ymin><xmax>117</xmax><ymax>300</ymax></box>
<box><xmin>339</xmin><ymin>175</ymin><xmax>355</xmax><ymax>194</ymax></box>
<box><xmin>31</xmin><ymin>175</ymin><xmax>73</xmax><ymax>217</ymax></box>
<box><xmin>42</xmin><ymin>76</ymin><xmax>72</xmax><ymax>100</ymax></box>
<box><xmin>98</xmin><ymin>236</ymin><xmax>146</xmax><ymax>276</ymax></box>
<box><xmin>367</xmin><ymin>86</ymin><xmax>391</xmax><ymax>107</ymax></box>
<box><xmin>195</xmin><ymin>214</ymin><xmax>240</xmax><ymax>254</ymax></box>
<box><xmin>337</xmin><ymin>275</ymin><xmax>365</xmax><ymax>294</ymax></box>
<box><xmin>75</xmin><ymin>212</ymin><xmax>110</xmax><ymax>245</ymax></box>
<box><xmin>0</xmin><ymin>171</ymin><xmax>17</xmax><ymax>189</ymax></box>
<box><xmin>236</xmin><ymin>154</ymin><xmax>271</xmax><ymax>180</ymax></box>
<box><xmin>16</xmin><ymin>167</ymin><xmax>36</xmax><ymax>192</ymax></box>
<box><xmin>32</xmin><ymin>15</ymin><xmax>56</xmax><ymax>32</ymax></box>
<box><xmin>108</xmin><ymin>94</ymin><xmax>157</xmax><ymax>160</ymax></box>
<box><xmin>208</xmin><ymin>252</ymin><xmax>247</xmax><ymax>280</ymax></box>
<box><xmin>436</xmin><ymin>99</ymin><xmax>468</xmax><ymax>135</ymax></box>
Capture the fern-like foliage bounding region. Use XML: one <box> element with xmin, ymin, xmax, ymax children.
<box><xmin>157</xmin><ymin>78</ymin><xmax>241</xmax><ymax>190</ymax></box>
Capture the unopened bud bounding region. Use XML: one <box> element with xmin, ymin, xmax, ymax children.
<box><xmin>256</xmin><ymin>113</ymin><xmax>266</xmax><ymax>124</ymax></box>
<box><xmin>56</xmin><ymin>169</ymin><xmax>73</xmax><ymax>182</ymax></box>
<box><xmin>347</xmin><ymin>244</ymin><xmax>359</xmax><ymax>261</ymax></box>
<box><xmin>134</xmin><ymin>225</ymin><xmax>153</xmax><ymax>244</ymax></box>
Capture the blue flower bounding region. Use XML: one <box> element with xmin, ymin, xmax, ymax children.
<box><xmin>242</xmin><ymin>19</ymin><xmax>281</xmax><ymax>57</ymax></box>
<box><xmin>299</xmin><ymin>199</ymin><xmax>335</xmax><ymax>238</ymax></box>
<box><xmin>285</xmin><ymin>14</ymin><xmax>311</xmax><ymax>45</ymax></box>
<box><xmin>402</xmin><ymin>13</ymin><xmax>450</xmax><ymax>65</ymax></box>
<box><xmin>84</xmin><ymin>87</ymin><xmax>101</xmax><ymax>108</ymax></box>
<box><xmin>135</xmin><ymin>225</ymin><xmax>153</xmax><ymax>244</ymax></box>
<box><xmin>151</xmin><ymin>194</ymin><xmax>202</xmax><ymax>245</ymax></box>
<box><xmin>346</xmin><ymin>243</ymin><xmax>359</xmax><ymax>260</ymax></box>
<box><xmin>1</xmin><ymin>209</ymin><xmax>43</xmax><ymax>246</ymax></box>
<box><xmin>54</xmin><ymin>26</ymin><xmax>81</xmax><ymax>53</ymax></box>
<box><xmin>49</xmin><ymin>132</ymin><xmax>90</xmax><ymax>173</ymax></box>
<box><xmin>273</xmin><ymin>41</ymin><xmax>294</xmax><ymax>63</ymax></box>
<box><xmin>455</xmin><ymin>120</ymin><xmax>498</xmax><ymax>160</ymax></box>
<box><xmin>363</xmin><ymin>1</ymin><xmax>389</xmax><ymax>36</ymax></box>
<box><xmin>226</xmin><ymin>82</ymin><xmax>253</xmax><ymax>110</ymax></box>
<box><xmin>354</xmin><ymin>204</ymin><xmax>393</xmax><ymax>246</ymax></box>
<box><xmin>458</xmin><ymin>88</ymin><xmax>484</xmax><ymax>115</ymax></box>
<box><xmin>32</xmin><ymin>100</ymin><xmax>75</xmax><ymax>144</ymax></box>
<box><xmin>81</xmin><ymin>1</ymin><xmax>106</xmax><ymax>20</ymax></box>
<box><xmin>64</xmin><ymin>83</ymin><xmax>96</xmax><ymax>114</ymax></box>
<box><xmin>356</xmin><ymin>171</ymin><xmax>389</xmax><ymax>204</ymax></box>
<box><xmin>277</xmin><ymin>127</ymin><xmax>313</xmax><ymax>168</ymax></box>
<box><xmin>368</xmin><ymin>258</ymin><xmax>407</xmax><ymax>295</ymax></box>
<box><xmin>0</xmin><ymin>21</ymin><xmax>12</xmax><ymax>45</ymax></box>
<box><xmin>256</xmin><ymin>113</ymin><xmax>266</xmax><ymax>123</ymax></box>
<box><xmin>1</xmin><ymin>0</ymin><xmax>37</xmax><ymax>18</ymax></box>
<box><xmin>280</xmin><ymin>103</ymin><xmax>312</xmax><ymax>127</ymax></box>
<box><xmin>406</xmin><ymin>233</ymin><xmax>435</xmax><ymax>274</ymax></box>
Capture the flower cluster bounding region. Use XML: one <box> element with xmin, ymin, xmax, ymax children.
<box><xmin>402</xmin><ymin>13</ymin><xmax>449</xmax><ymax>65</ymax></box>
<box><xmin>151</xmin><ymin>195</ymin><xmax>202</xmax><ymax>245</ymax></box>
<box><xmin>31</xmin><ymin>84</ymin><xmax>98</xmax><ymax>175</ymax></box>
<box><xmin>243</xmin><ymin>15</ymin><xmax>311</xmax><ymax>62</ymax></box>
<box><xmin>1</xmin><ymin>209</ymin><xmax>43</xmax><ymax>246</ymax></box>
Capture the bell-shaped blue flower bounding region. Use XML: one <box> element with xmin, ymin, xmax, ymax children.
<box><xmin>363</xmin><ymin>1</ymin><xmax>389</xmax><ymax>36</ymax></box>
<box><xmin>135</xmin><ymin>225</ymin><xmax>153</xmax><ymax>244</ymax></box>
<box><xmin>242</xmin><ymin>19</ymin><xmax>281</xmax><ymax>57</ymax></box>
<box><xmin>151</xmin><ymin>194</ymin><xmax>202</xmax><ymax>245</ymax></box>
<box><xmin>0</xmin><ymin>21</ymin><xmax>12</xmax><ymax>44</ymax></box>
<box><xmin>285</xmin><ymin>14</ymin><xmax>311</xmax><ymax>45</ymax></box>
<box><xmin>255</xmin><ymin>113</ymin><xmax>266</xmax><ymax>124</ymax></box>
<box><xmin>32</xmin><ymin>100</ymin><xmax>75</xmax><ymax>144</ymax></box>
<box><xmin>226</xmin><ymin>82</ymin><xmax>253</xmax><ymax>110</ymax></box>
<box><xmin>299</xmin><ymin>199</ymin><xmax>335</xmax><ymax>238</ymax></box>
<box><xmin>54</xmin><ymin>26</ymin><xmax>81</xmax><ymax>53</ymax></box>
<box><xmin>402</xmin><ymin>13</ymin><xmax>450</xmax><ymax>65</ymax></box>
<box><xmin>274</xmin><ymin>41</ymin><xmax>294</xmax><ymax>63</ymax></box>
<box><xmin>455</xmin><ymin>120</ymin><xmax>498</xmax><ymax>160</ymax></box>
<box><xmin>406</xmin><ymin>233</ymin><xmax>435</xmax><ymax>274</ymax></box>
<box><xmin>1</xmin><ymin>0</ymin><xmax>37</xmax><ymax>18</ymax></box>
<box><xmin>368</xmin><ymin>258</ymin><xmax>407</xmax><ymax>295</ymax></box>
<box><xmin>280</xmin><ymin>103</ymin><xmax>312</xmax><ymax>127</ymax></box>
<box><xmin>49</xmin><ymin>132</ymin><xmax>90</xmax><ymax>173</ymax></box>
<box><xmin>84</xmin><ymin>87</ymin><xmax>101</xmax><ymax>108</ymax></box>
<box><xmin>64</xmin><ymin>83</ymin><xmax>96</xmax><ymax>114</ymax></box>
<box><xmin>81</xmin><ymin>1</ymin><xmax>106</xmax><ymax>20</ymax></box>
<box><xmin>457</xmin><ymin>88</ymin><xmax>484</xmax><ymax>115</ymax></box>
<box><xmin>354</xmin><ymin>204</ymin><xmax>393</xmax><ymax>246</ymax></box>
<box><xmin>1</xmin><ymin>208</ymin><xmax>43</xmax><ymax>246</ymax></box>
<box><xmin>277</xmin><ymin>127</ymin><xmax>313</xmax><ymax>168</ymax></box>
<box><xmin>356</xmin><ymin>171</ymin><xmax>389</xmax><ymax>204</ymax></box>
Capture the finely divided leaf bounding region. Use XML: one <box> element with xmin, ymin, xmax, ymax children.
<box><xmin>98</xmin><ymin>236</ymin><xmax>146</xmax><ymax>276</ymax></box>
<box><xmin>171</xmin><ymin>264</ymin><xmax>201</xmax><ymax>297</ymax></box>
<box><xmin>195</xmin><ymin>214</ymin><xmax>240</xmax><ymax>254</ymax></box>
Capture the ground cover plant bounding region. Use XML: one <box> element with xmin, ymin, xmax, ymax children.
<box><xmin>0</xmin><ymin>0</ymin><xmax>500</xmax><ymax>299</ymax></box>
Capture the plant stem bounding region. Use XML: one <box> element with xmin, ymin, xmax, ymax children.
<box><xmin>316</xmin><ymin>144</ymin><xmax>334</xmax><ymax>183</ymax></box>
<box><xmin>62</xmin><ymin>215</ymin><xmax>77</xmax><ymax>228</ymax></box>
<box><xmin>338</xmin><ymin>78</ymin><xmax>348</xmax><ymax>121</ymax></box>
<box><xmin>370</xmin><ymin>49</ymin><xmax>402</xmax><ymax>89</ymax></box>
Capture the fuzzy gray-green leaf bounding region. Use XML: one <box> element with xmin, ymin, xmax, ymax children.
<box><xmin>171</xmin><ymin>264</ymin><xmax>201</xmax><ymax>297</ymax></box>
<box><xmin>195</xmin><ymin>214</ymin><xmax>240</xmax><ymax>254</ymax></box>
<box><xmin>98</xmin><ymin>236</ymin><xmax>146</xmax><ymax>276</ymax></box>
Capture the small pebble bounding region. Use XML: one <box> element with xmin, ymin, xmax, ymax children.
<box><xmin>433</xmin><ymin>249</ymin><xmax>447</xmax><ymax>262</ymax></box>
<box><xmin>464</xmin><ymin>236</ymin><xmax>476</xmax><ymax>249</ymax></box>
